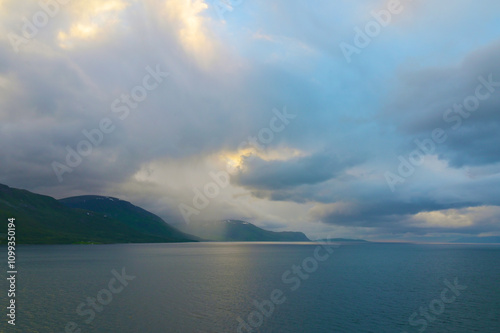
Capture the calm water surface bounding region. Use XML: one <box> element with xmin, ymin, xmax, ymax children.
<box><xmin>1</xmin><ymin>242</ymin><xmax>499</xmax><ymax>332</ymax></box>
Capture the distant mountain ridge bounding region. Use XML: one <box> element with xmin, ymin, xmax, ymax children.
<box><xmin>181</xmin><ymin>219</ymin><xmax>310</xmax><ymax>242</ymax></box>
<box><xmin>0</xmin><ymin>184</ymin><xmax>198</xmax><ymax>244</ymax></box>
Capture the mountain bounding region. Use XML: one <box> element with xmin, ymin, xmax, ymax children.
<box><xmin>451</xmin><ymin>236</ymin><xmax>500</xmax><ymax>244</ymax></box>
<box><xmin>0</xmin><ymin>184</ymin><xmax>198</xmax><ymax>244</ymax></box>
<box><xmin>59</xmin><ymin>195</ymin><xmax>199</xmax><ymax>242</ymax></box>
<box><xmin>0</xmin><ymin>184</ymin><xmax>309</xmax><ymax>244</ymax></box>
<box><xmin>181</xmin><ymin>219</ymin><xmax>310</xmax><ymax>242</ymax></box>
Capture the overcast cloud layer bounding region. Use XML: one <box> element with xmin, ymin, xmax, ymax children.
<box><xmin>1</xmin><ymin>0</ymin><xmax>499</xmax><ymax>241</ymax></box>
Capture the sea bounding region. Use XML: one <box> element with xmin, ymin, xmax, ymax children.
<box><xmin>1</xmin><ymin>242</ymin><xmax>499</xmax><ymax>333</ymax></box>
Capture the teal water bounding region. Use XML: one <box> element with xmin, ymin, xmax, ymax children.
<box><xmin>1</xmin><ymin>242</ymin><xmax>499</xmax><ymax>332</ymax></box>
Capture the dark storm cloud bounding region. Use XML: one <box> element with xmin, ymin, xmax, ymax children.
<box><xmin>233</xmin><ymin>151</ymin><xmax>356</xmax><ymax>191</ymax></box>
<box><xmin>385</xmin><ymin>40</ymin><xmax>500</xmax><ymax>168</ymax></box>
<box><xmin>317</xmin><ymin>200</ymin><xmax>476</xmax><ymax>227</ymax></box>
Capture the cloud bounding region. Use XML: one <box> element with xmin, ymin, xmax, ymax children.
<box><xmin>1</xmin><ymin>0</ymin><xmax>500</xmax><ymax>240</ymax></box>
<box><xmin>57</xmin><ymin>0</ymin><xmax>130</xmax><ymax>49</ymax></box>
<box><xmin>233</xmin><ymin>151</ymin><xmax>356</xmax><ymax>191</ymax></box>
<box><xmin>163</xmin><ymin>0</ymin><xmax>215</xmax><ymax>67</ymax></box>
<box><xmin>384</xmin><ymin>40</ymin><xmax>500</xmax><ymax>168</ymax></box>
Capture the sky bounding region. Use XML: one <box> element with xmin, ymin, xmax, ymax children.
<box><xmin>1</xmin><ymin>0</ymin><xmax>500</xmax><ymax>241</ymax></box>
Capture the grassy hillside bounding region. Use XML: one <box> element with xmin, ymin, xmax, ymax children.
<box><xmin>0</xmin><ymin>184</ymin><xmax>198</xmax><ymax>244</ymax></box>
<box><xmin>59</xmin><ymin>195</ymin><xmax>199</xmax><ymax>242</ymax></box>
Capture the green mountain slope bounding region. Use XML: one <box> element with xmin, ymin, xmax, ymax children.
<box><xmin>181</xmin><ymin>219</ymin><xmax>310</xmax><ymax>242</ymax></box>
<box><xmin>59</xmin><ymin>195</ymin><xmax>199</xmax><ymax>242</ymax></box>
<box><xmin>0</xmin><ymin>184</ymin><xmax>198</xmax><ymax>244</ymax></box>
